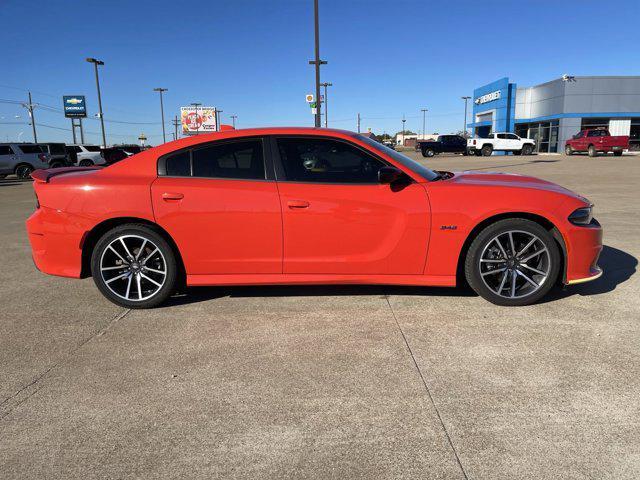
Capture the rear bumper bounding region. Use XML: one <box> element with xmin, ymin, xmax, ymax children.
<box><xmin>26</xmin><ymin>207</ymin><xmax>83</xmax><ymax>278</ymax></box>
<box><xmin>563</xmin><ymin>220</ymin><xmax>603</xmax><ymax>285</ymax></box>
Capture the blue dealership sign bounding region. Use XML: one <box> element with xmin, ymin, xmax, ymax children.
<box><xmin>63</xmin><ymin>95</ymin><xmax>87</xmax><ymax>118</ymax></box>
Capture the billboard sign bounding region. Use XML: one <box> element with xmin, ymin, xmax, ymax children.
<box><xmin>181</xmin><ymin>106</ymin><xmax>217</xmax><ymax>134</ymax></box>
<box><xmin>63</xmin><ymin>95</ymin><xmax>87</xmax><ymax>118</ymax></box>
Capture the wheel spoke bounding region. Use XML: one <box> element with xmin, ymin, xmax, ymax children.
<box><xmin>136</xmin><ymin>274</ymin><xmax>142</xmax><ymax>300</ymax></box>
<box><xmin>102</xmin><ymin>265</ymin><xmax>128</xmax><ymax>271</ymax></box>
<box><xmin>516</xmin><ymin>269</ymin><xmax>539</xmax><ymax>288</ymax></box>
<box><xmin>125</xmin><ymin>275</ymin><xmax>132</xmax><ymax>299</ymax></box>
<box><xmin>510</xmin><ymin>271</ymin><xmax>517</xmax><ymax>298</ymax></box>
<box><xmin>141</xmin><ymin>273</ymin><xmax>162</xmax><ymax>287</ymax></box>
<box><xmin>107</xmin><ymin>245</ymin><xmax>128</xmax><ymax>264</ymax></box>
<box><xmin>496</xmin><ymin>270</ymin><xmax>509</xmax><ymax>294</ymax></box>
<box><xmin>142</xmin><ymin>247</ymin><xmax>159</xmax><ymax>265</ymax></box>
<box><xmin>119</xmin><ymin>237</ymin><xmax>133</xmax><ymax>259</ymax></box>
<box><xmin>493</xmin><ymin>236</ymin><xmax>508</xmax><ymax>259</ymax></box>
<box><xmin>482</xmin><ymin>267</ymin><xmax>506</xmax><ymax>277</ymax></box>
<box><xmin>521</xmin><ymin>264</ymin><xmax>546</xmax><ymax>276</ymax></box>
<box><xmin>106</xmin><ymin>272</ymin><xmax>128</xmax><ymax>284</ymax></box>
<box><xmin>508</xmin><ymin>231</ymin><xmax>516</xmax><ymax>257</ymax></box>
<box><xmin>480</xmin><ymin>259</ymin><xmax>505</xmax><ymax>263</ymax></box>
<box><xmin>520</xmin><ymin>247</ymin><xmax>548</xmax><ymax>263</ymax></box>
<box><xmin>516</xmin><ymin>237</ymin><xmax>536</xmax><ymax>258</ymax></box>
<box><xmin>136</xmin><ymin>239</ymin><xmax>147</xmax><ymax>260</ymax></box>
<box><xmin>144</xmin><ymin>267</ymin><xmax>166</xmax><ymax>275</ymax></box>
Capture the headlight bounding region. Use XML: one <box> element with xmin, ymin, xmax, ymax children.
<box><xmin>568</xmin><ymin>205</ymin><xmax>593</xmax><ymax>225</ymax></box>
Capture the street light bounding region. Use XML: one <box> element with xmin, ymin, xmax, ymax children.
<box><xmin>320</xmin><ymin>82</ymin><xmax>332</xmax><ymax>127</ymax></box>
<box><xmin>401</xmin><ymin>115</ymin><xmax>406</xmax><ymax>146</ymax></box>
<box><xmin>190</xmin><ymin>102</ymin><xmax>202</xmax><ymax>134</ymax></box>
<box><xmin>420</xmin><ymin>108</ymin><xmax>428</xmax><ymax>139</ymax></box>
<box><xmin>86</xmin><ymin>57</ymin><xmax>106</xmax><ymax>147</ymax></box>
<box><xmin>153</xmin><ymin>88</ymin><xmax>168</xmax><ymax>143</ymax></box>
<box><xmin>461</xmin><ymin>96</ymin><xmax>471</xmax><ymax>136</ymax></box>
<box><xmin>230</xmin><ymin>115</ymin><xmax>237</xmax><ymax>128</ymax></box>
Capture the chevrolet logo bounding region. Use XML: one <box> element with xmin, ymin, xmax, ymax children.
<box><xmin>66</xmin><ymin>98</ymin><xmax>83</xmax><ymax>104</ymax></box>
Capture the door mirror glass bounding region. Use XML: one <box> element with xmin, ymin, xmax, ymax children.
<box><xmin>378</xmin><ymin>166</ymin><xmax>403</xmax><ymax>184</ymax></box>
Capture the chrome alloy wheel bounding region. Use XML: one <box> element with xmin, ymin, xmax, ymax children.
<box><xmin>99</xmin><ymin>235</ymin><xmax>167</xmax><ymax>301</ymax></box>
<box><xmin>478</xmin><ymin>230</ymin><xmax>551</xmax><ymax>299</ymax></box>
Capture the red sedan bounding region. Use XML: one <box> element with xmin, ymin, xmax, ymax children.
<box><xmin>26</xmin><ymin>128</ymin><xmax>602</xmax><ymax>308</ymax></box>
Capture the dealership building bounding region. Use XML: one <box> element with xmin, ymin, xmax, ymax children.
<box><xmin>468</xmin><ymin>76</ymin><xmax>640</xmax><ymax>152</ymax></box>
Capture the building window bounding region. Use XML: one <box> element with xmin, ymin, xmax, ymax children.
<box><xmin>514</xmin><ymin>121</ymin><xmax>559</xmax><ymax>153</ymax></box>
<box><xmin>629</xmin><ymin>118</ymin><xmax>640</xmax><ymax>151</ymax></box>
<box><xmin>581</xmin><ymin>118</ymin><xmax>610</xmax><ymax>130</ymax></box>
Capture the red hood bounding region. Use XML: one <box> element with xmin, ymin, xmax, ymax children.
<box><xmin>447</xmin><ymin>170</ymin><xmax>588</xmax><ymax>201</ymax></box>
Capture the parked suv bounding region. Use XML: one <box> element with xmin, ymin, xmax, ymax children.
<box><xmin>0</xmin><ymin>143</ymin><xmax>51</xmax><ymax>179</ymax></box>
<box><xmin>467</xmin><ymin>133</ymin><xmax>535</xmax><ymax>156</ymax></box>
<box><xmin>65</xmin><ymin>144</ymin><xmax>106</xmax><ymax>166</ymax></box>
<box><xmin>38</xmin><ymin>143</ymin><xmax>71</xmax><ymax>168</ymax></box>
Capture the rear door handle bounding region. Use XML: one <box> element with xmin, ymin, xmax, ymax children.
<box><xmin>287</xmin><ymin>200</ymin><xmax>309</xmax><ymax>209</ymax></box>
<box><xmin>162</xmin><ymin>192</ymin><xmax>184</xmax><ymax>201</ymax></box>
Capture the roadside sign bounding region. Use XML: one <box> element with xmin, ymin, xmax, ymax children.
<box><xmin>305</xmin><ymin>94</ymin><xmax>314</xmax><ymax>103</ymax></box>
<box><xmin>63</xmin><ymin>96</ymin><xmax>87</xmax><ymax>118</ymax></box>
<box><xmin>180</xmin><ymin>106</ymin><xmax>217</xmax><ymax>134</ymax></box>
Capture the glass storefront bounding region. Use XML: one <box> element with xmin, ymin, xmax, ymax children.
<box><xmin>630</xmin><ymin>118</ymin><xmax>640</xmax><ymax>151</ymax></box>
<box><xmin>515</xmin><ymin>120</ymin><xmax>559</xmax><ymax>153</ymax></box>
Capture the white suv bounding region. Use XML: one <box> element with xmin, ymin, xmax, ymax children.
<box><xmin>467</xmin><ymin>133</ymin><xmax>535</xmax><ymax>156</ymax></box>
<box><xmin>65</xmin><ymin>144</ymin><xmax>106</xmax><ymax>166</ymax></box>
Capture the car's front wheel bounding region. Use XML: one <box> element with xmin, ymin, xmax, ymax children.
<box><xmin>465</xmin><ymin>219</ymin><xmax>560</xmax><ymax>306</ymax></box>
<box><xmin>91</xmin><ymin>224</ymin><xmax>177</xmax><ymax>308</ymax></box>
<box><xmin>565</xmin><ymin>145</ymin><xmax>573</xmax><ymax>156</ymax></box>
<box><xmin>422</xmin><ymin>148</ymin><xmax>435</xmax><ymax>157</ymax></box>
<box><xmin>588</xmin><ymin>145</ymin><xmax>598</xmax><ymax>157</ymax></box>
<box><xmin>522</xmin><ymin>144</ymin><xmax>534</xmax><ymax>155</ymax></box>
<box><xmin>481</xmin><ymin>145</ymin><xmax>493</xmax><ymax>156</ymax></box>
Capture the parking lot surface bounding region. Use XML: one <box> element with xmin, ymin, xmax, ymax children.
<box><xmin>1</xmin><ymin>152</ymin><xmax>638</xmax><ymax>479</ymax></box>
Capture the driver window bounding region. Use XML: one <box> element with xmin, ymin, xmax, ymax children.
<box><xmin>276</xmin><ymin>137</ymin><xmax>386</xmax><ymax>183</ymax></box>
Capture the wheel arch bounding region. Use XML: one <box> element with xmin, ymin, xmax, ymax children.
<box><xmin>456</xmin><ymin>212</ymin><xmax>567</xmax><ymax>286</ymax></box>
<box><xmin>80</xmin><ymin>217</ymin><xmax>186</xmax><ymax>283</ymax></box>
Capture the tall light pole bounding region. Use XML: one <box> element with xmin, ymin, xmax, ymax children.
<box><xmin>320</xmin><ymin>82</ymin><xmax>332</xmax><ymax>128</ymax></box>
<box><xmin>401</xmin><ymin>115</ymin><xmax>406</xmax><ymax>146</ymax></box>
<box><xmin>191</xmin><ymin>102</ymin><xmax>201</xmax><ymax>134</ymax></box>
<box><xmin>420</xmin><ymin>108</ymin><xmax>428</xmax><ymax>139</ymax></box>
<box><xmin>230</xmin><ymin>115</ymin><xmax>237</xmax><ymax>128</ymax></box>
<box><xmin>25</xmin><ymin>92</ymin><xmax>37</xmax><ymax>142</ymax></box>
<box><xmin>153</xmin><ymin>88</ymin><xmax>168</xmax><ymax>143</ymax></box>
<box><xmin>86</xmin><ymin>58</ymin><xmax>106</xmax><ymax>147</ymax></box>
<box><xmin>461</xmin><ymin>96</ymin><xmax>471</xmax><ymax>135</ymax></box>
<box><xmin>308</xmin><ymin>0</ymin><xmax>326</xmax><ymax>128</ymax></box>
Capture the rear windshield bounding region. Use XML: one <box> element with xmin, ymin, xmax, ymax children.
<box><xmin>84</xmin><ymin>145</ymin><xmax>102</xmax><ymax>152</ymax></box>
<box><xmin>356</xmin><ymin>135</ymin><xmax>440</xmax><ymax>181</ymax></box>
<box><xmin>18</xmin><ymin>145</ymin><xmax>45</xmax><ymax>154</ymax></box>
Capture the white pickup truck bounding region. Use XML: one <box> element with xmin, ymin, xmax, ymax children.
<box><xmin>467</xmin><ymin>133</ymin><xmax>536</xmax><ymax>156</ymax></box>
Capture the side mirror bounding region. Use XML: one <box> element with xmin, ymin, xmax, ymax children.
<box><xmin>378</xmin><ymin>166</ymin><xmax>403</xmax><ymax>184</ymax></box>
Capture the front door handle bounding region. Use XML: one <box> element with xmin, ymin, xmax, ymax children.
<box><xmin>287</xmin><ymin>200</ymin><xmax>309</xmax><ymax>209</ymax></box>
<box><xmin>162</xmin><ymin>192</ymin><xmax>184</xmax><ymax>201</ymax></box>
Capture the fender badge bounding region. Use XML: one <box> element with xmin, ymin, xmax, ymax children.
<box><xmin>440</xmin><ymin>225</ymin><xmax>457</xmax><ymax>230</ymax></box>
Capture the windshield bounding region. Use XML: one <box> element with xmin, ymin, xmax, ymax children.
<box><xmin>356</xmin><ymin>135</ymin><xmax>440</xmax><ymax>181</ymax></box>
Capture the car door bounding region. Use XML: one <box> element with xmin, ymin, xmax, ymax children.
<box><xmin>495</xmin><ymin>133</ymin><xmax>510</xmax><ymax>150</ymax></box>
<box><xmin>573</xmin><ymin>131</ymin><xmax>587</xmax><ymax>150</ymax></box>
<box><xmin>441</xmin><ymin>136</ymin><xmax>453</xmax><ymax>153</ymax></box>
<box><xmin>151</xmin><ymin>137</ymin><xmax>283</xmax><ymax>275</ymax></box>
<box><xmin>506</xmin><ymin>133</ymin><xmax>521</xmax><ymax>150</ymax></box>
<box><xmin>272</xmin><ymin>136</ymin><xmax>430</xmax><ymax>275</ymax></box>
<box><xmin>0</xmin><ymin>145</ymin><xmax>16</xmax><ymax>172</ymax></box>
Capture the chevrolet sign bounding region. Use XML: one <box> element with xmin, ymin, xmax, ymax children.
<box><xmin>63</xmin><ymin>95</ymin><xmax>87</xmax><ymax>118</ymax></box>
<box><xmin>475</xmin><ymin>90</ymin><xmax>501</xmax><ymax>105</ymax></box>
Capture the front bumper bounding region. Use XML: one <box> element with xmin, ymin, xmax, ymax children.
<box><xmin>563</xmin><ymin>219</ymin><xmax>603</xmax><ymax>285</ymax></box>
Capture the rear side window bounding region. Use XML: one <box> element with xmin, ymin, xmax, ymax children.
<box><xmin>18</xmin><ymin>145</ymin><xmax>44</xmax><ymax>154</ymax></box>
<box><xmin>0</xmin><ymin>145</ymin><xmax>14</xmax><ymax>155</ymax></box>
<box><xmin>165</xmin><ymin>151</ymin><xmax>191</xmax><ymax>176</ymax></box>
<box><xmin>48</xmin><ymin>144</ymin><xmax>66</xmax><ymax>155</ymax></box>
<box><xmin>192</xmin><ymin>140</ymin><xmax>265</xmax><ymax>179</ymax></box>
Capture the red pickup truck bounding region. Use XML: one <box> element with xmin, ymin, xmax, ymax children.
<box><xmin>565</xmin><ymin>128</ymin><xmax>629</xmax><ymax>157</ymax></box>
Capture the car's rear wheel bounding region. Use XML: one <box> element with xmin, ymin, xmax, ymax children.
<box><xmin>465</xmin><ymin>219</ymin><xmax>560</xmax><ymax>306</ymax></box>
<box><xmin>91</xmin><ymin>224</ymin><xmax>177</xmax><ymax>308</ymax></box>
<box><xmin>565</xmin><ymin>145</ymin><xmax>573</xmax><ymax>155</ymax></box>
<box><xmin>422</xmin><ymin>148</ymin><xmax>435</xmax><ymax>157</ymax></box>
<box><xmin>79</xmin><ymin>159</ymin><xmax>94</xmax><ymax>167</ymax></box>
<box><xmin>15</xmin><ymin>164</ymin><xmax>34</xmax><ymax>179</ymax></box>
<box><xmin>522</xmin><ymin>144</ymin><xmax>534</xmax><ymax>155</ymax></box>
<box><xmin>481</xmin><ymin>145</ymin><xmax>493</xmax><ymax>156</ymax></box>
<box><xmin>588</xmin><ymin>145</ymin><xmax>598</xmax><ymax>157</ymax></box>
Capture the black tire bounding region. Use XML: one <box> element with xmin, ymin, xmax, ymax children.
<box><xmin>422</xmin><ymin>148</ymin><xmax>435</xmax><ymax>158</ymax></box>
<box><xmin>613</xmin><ymin>150</ymin><xmax>623</xmax><ymax>157</ymax></box>
<box><xmin>464</xmin><ymin>218</ymin><xmax>560</xmax><ymax>307</ymax></box>
<box><xmin>474</xmin><ymin>150</ymin><xmax>482</xmax><ymax>157</ymax></box>
<box><xmin>79</xmin><ymin>159</ymin><xmax>94</xmax><ymax>167</ymax></box>
<box><xmin>481</xmin><ymin>145</ymin><xmax>493</xmax><ymax>156</ymax></box>
<box><xmin>0</xmin><ymin>174</ymin><xmax>7</xmax><ymax>179</ymax></box>
<box><xmin>588</xmin><ymin>145</ymin><xmax>597</xmax><ymax>157</ymax></box>
<box><xmin>15</xmin><ymin>163</ymin><xmax>34</xmax><ymax>179</ymax></box>
<box><xmin>462</xmin><ymin>150</ymin><xmax>468</xmax><ymax>156</ymax></box>
<box><xmin>522</xmin><ymin>144</ymin><xmax>534</xmax><ymax>155</ymax></box>
<box><xmin>91</xmin><ymin>224</ymin><xmax>177</xmax><ymax>308</ymax></box>
<box><xmin>513</xmin><ymin>149</ymin><xmax>522</xmax><ymax>156</ymax></box>
<box><xmin>565</xmin><ymin>145</ymin><xmax>573</xmax><ymax>156</ymax></box>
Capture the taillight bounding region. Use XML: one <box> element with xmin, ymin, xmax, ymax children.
<box><xmin>473</xmin><ymin>139</ymin><xmax>476</xmax><ymax>145</ymax></box>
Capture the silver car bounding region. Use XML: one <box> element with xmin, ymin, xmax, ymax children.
<box><xmin>0</xmin><ymin>143</ymin><xmax>51</xmax><ymax>179</ymax></box>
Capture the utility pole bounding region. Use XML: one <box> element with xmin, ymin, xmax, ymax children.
<box><xmin>357</xmin><ymin>113</ymin><xmax>360</xmax><ymax>133</ymax></box>
<box><xmin>214</xmin><ymin>108</ymin><xmax>223</xmax><ymax>131</ymax></box>
<box><xmin>461</xmin><ymin>96</ymin><xmax>471</xmax><ymax>135</ymax></box>
<box><xmin>230</xmin><ymin>115</ymin><xmax>237</xmax><ymax>128</ymax></box>
<box><xmin>153</xmin><ymin>88</ymin><xmax>168</xmax><ymax>143</ymax></box>
<box><xmin>401</xmin><ymin>115</ymin><xmax>406</xmax><ymax>146</ymax></box>
<box><xmin>171</xmin><ymin>115</ymin><xmax>179</xmax><ymax>140</ymax></box>
<box><xmin>26</xmin><ymin>92</ymin><xmax>37</xmax><ymax>142</ymax></box>
<box><xmin>86</xmin><ymin>58</ymin><xmax>107</xmax><ymax>147</ymax></box>
<box><xmin>420</xmin><ymin>108</ymin><xmax>428</xmax><ymax>139</ymax></box>
<box><xmin>320</xmin><ymin>82</ymin><xmax>332</xmax><ymax>127</ymax></box>
<box><xmin>191</xmin><ymin>103</ymin><xmax>201</xmax><ymax>134</ymax></box>
<box><xmin>308</xmin><ymin>0</ymin><xmax>327</xmax><ymax>128</ymax></box>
